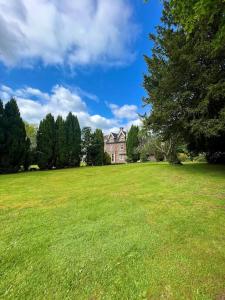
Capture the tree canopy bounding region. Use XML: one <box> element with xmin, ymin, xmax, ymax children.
<box><xmin>143</xmin><ymin>1</ymin><xmax>225</xmax><ymax>163</ymax></box>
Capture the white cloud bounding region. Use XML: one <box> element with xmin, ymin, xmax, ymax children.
<box><xmin>0</xmin><ymin>84</ymin><xmax>141</xmax><ymax>132</ymax></box>
<box><xmin>109</xmin><ymin>103</ymin><xmax>138</xmax><ymax>119</ymax></box>
<box><xmin>0</xmin><ymin>0</ymin><xmax>138</xmax><ymax>67</ymax></box>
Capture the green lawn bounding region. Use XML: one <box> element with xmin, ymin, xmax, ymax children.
<box><xmin>0</xmin><ymin>163</ymin><xmax>225</xmax><ymax>299</ymax></box>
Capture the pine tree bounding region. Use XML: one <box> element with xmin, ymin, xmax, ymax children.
<box><xmin>3</xmin><ymin>99</ymin><xmax>28</xmax><ymax>172</ymax></box>
<box><xmin>55</xmin><ymin>116</ymin><xmax>67</xmax><ymax>168</ymax></box>
<box><xmin>126</xmin><ymin>125</ymin><xmax>140</xmax><ymax>162</ymax></box>
<box><xmin>65</xmin><ymin>113</ymin><xmax>81</xmax><ymax>167</ymax></box>
<box><xmin>0</xmin><ymin>100</ymin><xmax>6</xmax><ymax>172</ymax></box>
<box><xmin>92</xmin><ymin>129</ymin><xmax>104</xmax><ymax>166</ymax></box>
<box><xmin>36</xmin><ymin>113</ymin><xmax>55</xmax><ymax>170</ymax></box>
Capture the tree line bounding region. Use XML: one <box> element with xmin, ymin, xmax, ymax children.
<box><xmin>143</xmin><ymin>0</ymin><xmax>225</xmax><ymax>164</ymax></box>
<box><xmin>0</xmin><ymin>99</ymin><xmax>111</xmax><ymax>174</ymax></box>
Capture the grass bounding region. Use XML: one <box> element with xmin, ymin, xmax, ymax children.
<box><xmin>0</xmin><ymin>163</ymin><xmax>225</xmax><ymax>299</ymax></box>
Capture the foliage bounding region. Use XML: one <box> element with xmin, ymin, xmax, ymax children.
<box><xmin>65</xmin><ymin>113</ymin><xmax>81</xmax><ymax>167</ymax></box>
<box><xmin>81</xmin><ymin>127</ymin><xmax>105</xmax><ymax>166</ymax></box>
<box><xmin>0</xmin><ymin>100</ymin><xmax>6</xmax><ymax>170</ymax></box>
<box><xmin>137</xmin><ymin>128</ymin><xmax>182</xmax><ymax>163</ymax></box>
<box><xmin>24</xmin><ymin>122</ymin><xmax>37</xmax><ymax>148</ymax></box>
<box><xmin>143</xmin><ymin>1</ymin><xmax>225</xmax><ymax>164</ymax></box>
<box><xmin>177</xmin><ymin>152</ymin><xmax>189</xmax><ymax>162</ymax></box>
<box><xmin>126</xmin><ymin>125</ymin><xmax>140</xmax><ymax>162</ymax></box>
<box><xmin>0</xmin><ymin>99</ymin><xmax>29</xmax><ymax>173</ymax></box>
<box><xmin>81</xmin><ymin>127</ymin><xmax>94</xmax><ymax>166</ymax></box>
<box><xmin>36</xmin><ymin>113</ymin><xmax>56</xmax><ymax>170</ymax></box>
<box><xmin>194</xmin><ymin>153</ymin><xmax>206</xmax><ymax>163</ymax></box>
<box><xmin>1</xmin><ymin>163</ymin><xmax>225</xmax><ymax>299</ymax></box>
<box><xmin>54</xmin><ymin>116</ymin><xmax>67</xmax><ymax>168</ymax></box>
<box><xmin>170</xmin><ymin>0</ymin><xmax>225</xmax><ymax>50</ymax></box>
<box><xmin>92</xmin><ymin>129</ymin><xmax>104</xmax><ymax>166</ymax></box>
<box><xmin>103</xmin><ymin>151</ymin><xmax>111</xmax><ymax>165</ymax></box>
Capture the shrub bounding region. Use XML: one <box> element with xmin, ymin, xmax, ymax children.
<box><xmin>103</xmin><ymin>152</ymin><xmax>111</xmax><ymax>165</ymax></box>
<box><xmin>177</xmin><ymin>153</ymin><xmax>189</xmax><ymax>162</ymax></box>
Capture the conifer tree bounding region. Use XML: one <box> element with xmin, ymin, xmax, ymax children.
<box><xmin>3</xmin><ymin>99</ymin><xmax>28</xmax><ymax>172</ymax></box>
<box><xmin>143</xmin><ymin>1</ymin><xmax>225</xmax><ymax>163</ymax></box>
<box><xmin>92</xmin><ymin>129</ymin><xmax>104</xmax><ymax>166</ymax></box>
<box><xmin>65</xmin><ymin>113</ymin><xmax>81</xmax><ymax>167</ymax></box>
<box><xmin>0</xmin><ymin>100</ymin><xmax>6</xmax><ymax>172</ymax></box>
<box><xmin>126</xmin><ymin>125</ymin><xmax>140</xmax><ymax>162</ymax></box>
<box><xmin>55</xmin><ymin>116</ymin><xmax>67</xmax><ymax>168</ymax></box>
<box><xmin>36</xmin><ymin>113</ymin><xmax>55</xmax><ymax>169</ymax></box>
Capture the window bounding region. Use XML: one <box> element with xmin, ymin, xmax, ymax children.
<box><xmin>111</xmin><ymin>154</ymin><xmax>114</xmax><ymax>162</ymax></box>
<box><xmin>121</xmin><ymin>144</ymin><xmax>124</xmax><ymax>150</ymax></box>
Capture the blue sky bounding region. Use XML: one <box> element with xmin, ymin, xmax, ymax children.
<box><xmin>0</xmin><ymin>0</ymin><xmax>162</xmax><ymax>132</ymax></box>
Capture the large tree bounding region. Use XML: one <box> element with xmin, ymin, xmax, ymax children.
<box><xmin>55</xmin><ymin>116</ymin><xmax>67</xmax><ymax>168</ymax></box>
<box><xmin>92</xmin><ymin>129</ymin><xmax>104</xmax><ymax>166</ymax></box>
<box><xmin>65</xmin><ymin>113</ymin><xmax>81</xmax><ymax>167</ymax></box>
<box><xmin>170</xmin><ymin>0</ymin><xmax>225</xmax><ymax>51</ymax></box>
<box><xmin>0</xmin><ymin>100</ymin><xmax>6</xmax><ymax>172</ymax></box>
<box><xmin>81</xmin><ymin>127</ymin><xmax>105</xmax><ymax>166</ymax></box>
<box><xmin>36</xmin><ymin>113</ymin><xmax>55</xmax><ymax>169</ymax></box>
<box><xmin>126</xmin><ymin>125</ymin><xmax>140</xmax><ymax>162</ymax></box>
<box><xmin>2</xmin><ymin>99</ymin><xmax>28</xmax><ymax>172</ymax></box>
<box><xmin>143</xmin><ymin>1</ymin><xmax>225</xmax><ymax>163</ymax></box>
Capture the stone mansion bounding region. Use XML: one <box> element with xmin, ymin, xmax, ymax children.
<box><xmin>104</xmin><ymin>128</ymin><xmax>127</xmax><ymax>164</ymax></box>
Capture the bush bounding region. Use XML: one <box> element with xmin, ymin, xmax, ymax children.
<box><xmin>140</xmin><ymin>151</ymin><xmax>148</xmax><ymax>162</ymax></box>
<box><xmin>103</xmin><ymin>152</ymin><xmax>111</xmax><ymax>165</ymax></box>
<box><xmin>177</xmin><ymin>153</ymin><xmax>189</xmax><ymax>162</ymax></box>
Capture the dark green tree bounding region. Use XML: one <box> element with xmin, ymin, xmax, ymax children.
<box><xmin>55</xmin><ymin>116</ymin><xmax>67</xmax><ymax>168</ymax></box>
<box><xmin>2</xmin><ymin>99</ymin><xmax>28</xmax><ymax>173</ymax></box>
<box><xmin>65</xmin><ymin>113</ymin><xmax>81</xmax><ymax>167</ymax></box>
<box><xmin>0</xmin><ymin>100</ymin><xmax>6</xmax><ymax>172</ymax></box>
<box><xmin>36</xmin><ymin>113</ymin><xmax>55</xmax><ymax>170</ymax></box>
<box><xmin>143</xmin><ymin>1</ymin><xmax>225</xmax><ymax>163</ymax></box>
<box><xmin>126</xmin><ymin>125</ymin><xmax>140</xmax><ymax>162</ymax></box>
<box><xmin>170</xmin><ymin>0</ymin><xmax>225</xmax><ymax>51</ymax></box>
<box><xmin>92</xmin><ymin>129</ymin><xmax>104</xmax><ymax>166</ymax></box>
<box><xmin>103</xmin><ymin>152</ymin><xmax>111</xmax><ymax>165</ymax></box>
<box><xmin>23</xmin><ymin>138</ymin><xmax>31</xmax><ymax>171</ymax></box>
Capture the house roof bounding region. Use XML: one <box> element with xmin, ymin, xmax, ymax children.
<box><xmin>105</xmin><ymin>128</ymin><xmax>126</xmax><ymax>143</ymax></box>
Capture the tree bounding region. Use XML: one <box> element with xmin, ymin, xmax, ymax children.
<box><xmin>126</xmin><ymin>125</ymin><xmax>140</xmax><ymax>162</ymax></box>
<box><xmin>137</xmin><ymin>128</ymin><xmax>163</xmax><ymax>162</ymax></box>
<box><xmin>103</xmin><ymin>152</ymin><xmax>111</xmax><ymax>165</ymax></box>
<box><xmin>92</xmin><ymin>129</ymin><xmax>104</xmax><ymax>166</ymax></box>
<box><xmin>36</xmin><ymin>113</ymin><xmax>55</xmax><ymax>170</ymax></box>
<box><xmin>81</xmin><ymin>127</ymin><xmax>105</xmax><ymax>166</ymax></box>
<box><xmin>0</xmin><ymin>100</ymin><xmax>6</xmax><ymax>172</ymax></box>
<box><xmin>2</xmin><ymin>99</ymin><xmax>28</xmax><ymax>172</ymax></box>
<box><xmin>55</xmin><ymin>116</ymin><xmax>67</xmax><ymax>168</ymax></box>
<box><xmin>170</xmin><ymin>0</ymin><xmax>225</xmax><ymax>51</ymax></box>
<box><xmin>65</xmin><ymin>113</ymin><xmax>81</xmax><ymax>167</ymax></box>
<box><xmin>143</xmin><ymin>1</ymin><xmax>225</xmax><ymax>163</ymax></box>
<box><xmin>24</xmin><ymin>122</ymin><xmax>37</xmax><ymax>149</ymax></box>
<box><xmin>81</xmin><ymin>127</ymin><xmax>93</xmax><ymax>166</ymax></box>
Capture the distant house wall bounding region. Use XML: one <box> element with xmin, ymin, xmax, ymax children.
<box><xmin>104</xmin><ymin>128</ymin><xmax>127</xmax><ymax>164</ymax></box>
